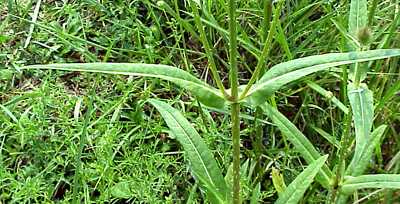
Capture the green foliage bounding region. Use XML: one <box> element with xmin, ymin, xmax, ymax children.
<box><xmin>342</xmin><ymin>174</ymin><xmax>400</xmax><ymax>194</ymax></box>
<box><xmin>275</xmin><ymin>155</ymin><xmax>328</xmax><ymax>204</ymax></box>
<box><xmin>148</xmin><ymin>99</ymin><xmax>229</xmax><ymax>203</ymax></box>
<box><xmin>348</xmin><ymin>0</ymin><xmax>368</xmax><ymax>45</ymax></box>
<box><xmin>347</xmin><ymin>83</ymin><xmax>374</xmax><ymax>167</ymax></box>
<box><xmin>2</xmin><ymin>0</ymin><xmax>400</xmax><ymax>203</ymax></box>
<box><xmin>346</xmin><ymin>125</ymin><xmax>387</xmax><ymax>176</ymax></box>
<box><xmin>245</xmin><ymin>49</ymin><xmax>400</xmax><ymax>106</ymax></box>
<box><xmin>261</xmin><ymin>103</ymin><xmax>333</xmax><ymax>187</ymax></box>
<box><xmin>22</xmin><ymin>63</ymin><xmax>225</xmax><ymax>108</ymax></box>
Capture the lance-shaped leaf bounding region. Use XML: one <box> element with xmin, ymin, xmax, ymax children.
<box><xmin>349</xmin><ymin>0</ymin><xmax>367</xmax><ymax>34</ymax></box>
<box><xmin>346</xmin><ymin>125</ymin><xmax>386</xmax><ymax>177</ymax></box>
<box><xmin>341</xmin><ymin>174</ymin><xmax>400</xmax><ymax>194</ymax></box>
<box><xmin>261</xmin><ymin>103</ymin><xmax>333</xmax><ymax>188</ymax></box>
<box><xmin>148</xmin><ymin>99</ymin><xmax>229</xmax><ymax>203</ymax></box>
<box><xmin>348</xmin><ymin>0</ymin><xmax>367</xmax><ymax>43</ymax></box>
<box><xmin>275</xmin><ymin>155</ymin><xmax>328</xmax><ymax>204</ymax></box>
<box><xmin>21</xmin><ymin>63</ymin><xmax>226</xmax><ymax>109</ymax></box>
<box><xmin>245</xmin><ymin>49</ymin><xmax>400</xmax><ymax>106</ymax></box>
<box><xmin>347</xmin><ymin>83</ymin><xmax>374</xmax><ymax>169</ymax></box>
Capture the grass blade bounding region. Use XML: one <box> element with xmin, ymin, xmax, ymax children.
<box><xmin>24</xmin><ymin>0</ymin><xmax>42</xmax><ymax>48</ymax></box>
<box><xmin>275</xmin><ymin>155</ymin><xmax>328</xmax><ymax>204</ymax></box>
<box><xmin>342</xmin><ymin>174</ymin><xmax>400</xmax><ymax>194</ymax></box>
<box><xmin>347</xmin><ymin>83</ymin><xmax>374</xmax><ymax>170</ymax></box>
<box><xmin>261</xmin><ymin>103</ymin><xmax>333</xmax><ymax>188</ymax></box>
<box><xmin>245</xmin><ymin>49</ymin><xmax>400</xmax><ymax>106</ymax></box>
<box><xmin>148</xmin><ymin>99</ymin><xmax>229</xmax><ymax>203</ymax></box>
<box><xmin>21</xmin><ymin>63</ymin><xmax>226</xmax><ymax>108</ymax></box>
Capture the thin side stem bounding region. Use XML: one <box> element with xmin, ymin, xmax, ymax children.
<box><xmin>190</xmin><ymin>2</ymin><xmax>229</xmax><ymax>98</ymax></box>
<box><xmin>239</xmin><ymin>0</ymin><xmax>283</xmax><ymax>100</ymax></box>
<box><xmin>228</xmin><ymin>0</ymin><xmax>240</xmax><ymax>203</ymax></box>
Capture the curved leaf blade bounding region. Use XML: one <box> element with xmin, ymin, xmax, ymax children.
<box><xmin>346</xmin><ymin>125</ymin><xmax>386</xmax><ymax>176</ymax></box>
<box><xmin>22</xmin><ymin>63</ymin><xmax>226</xmax><ymax>108</ymax></box>
<box><xmin>347</xmin><ymin>83</ymin><xmax>374</xmax><ymax>170</ymax></box>
<box><xmin>261</xmin><ymin>103</ymin><xmax>333</xmax><ymax>188</ymax></box>
<box><xmin>148</xmin><ymin>99</ymin><xmax>229</xmax><ymax>202</ymax></box>
<box><xmin>342</xmin><ymin>174</ymin><xmax>400</xmax><ymax>194</ymax></box>
<box><xmin>246</xmin><ymin>49</ymin><xmax>400</xmax><ymax>106</ymax></box>
<box><xmin>275</xmin><ymin>155</ymin><xmax>328</xmax><ymax>204</ymax></box>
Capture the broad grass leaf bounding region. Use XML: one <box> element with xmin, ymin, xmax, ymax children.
<box><xmin>275</xmin><ymin>155</ymin><xmax>328</xmax><ymax>204</ymax></box>
<box><xmin>342</xmin><ymin>174</ymin><xmax>400</xmax><ymax>194</ymax></box>
<box><xmin>347</xmin><ymin>83</ymin><xmax>373</xmax><ymax>170</ymax></box>
<box><xmin>245</xmin><ymin>49</ymin><xmax>400</xmax><ymax>106</ymax></box>
<box><xmin>22</xmin><ymin>63</ymin><xmax>226</xmax><ymax>109</ymax></box>
<box><xmin>346</xmin><ymin>125</ymin><xmax>386</xmax><ymax>176</ymax></box>
<box><xmin>148</xmin><ymin>99</ymin><xmax>229</xmax><ymax>203</ymax></box>
<box><xmin>261</xmin><ymin>103</ymin><xmax>333</xmax><ymax>188</ymax></box>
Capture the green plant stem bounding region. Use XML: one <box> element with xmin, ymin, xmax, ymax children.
<box><xmin>262</xmin><ymin>0</ymin><xmax>272</xmax><ymax>42</ymax></box>
<box><xmin>253</xmin><ymin>107</ymin><xmax>264</xmax><ymax>184</ymax></box>
<box><xmin>352</xmin><ymin>61</ymin><xmax>362</xmax><ymax>87</ymax></box>
<box><xmin>231</xmin><ymin>102</ymin><xmax>241</xmax><ymax>204</ymax></box>
<box><xmin>227</xmin><ymin>0</ymin><xmax>240</xmax><ymax>203</ymax></box>
<box><xmin>239</xmin><ymin>0</ymin><xmax>283</xmax><ymax>100</ymax></box>
<box><xmin>190</xmin><ymin>2</ymin><xmax>229</xmax><ymax>98</ymax></box>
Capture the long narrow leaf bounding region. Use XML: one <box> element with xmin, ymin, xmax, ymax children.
<box><xmin>346</xmin><ymin>125</ymin><xmax>386</xmax><ymax>176</ymax></box>
<box><xmin>348</xmin><ymin>0</ymin><xmax>367</xmax><ymax>36</ymax></box>
<box><xmin>22</xmin><ymin>63</ymin><xmax>226</xmax><ymax>108</ymax></box>
<box><xmin>246</xmin><ymin>49</ymin><xmax>400</xmax><ymax>106</ymax></box>
<box><xmin>275</xmin><ymin>155</ymin><xmax>328</xmax><ymax>204</ymax></box>
<box><xmin>347</xmin><ymin>83</ymin><xmax>374</xmax><ymax>168</ymax></box>
<box><xmin>148</xmin><ymin>99</ymin><xmax>229</xmax><ymax>203</ymax></box>
<box><xmin>342</xmin><ymin>174</ymin><xmax>400</xmax><ymax>194</ymax></box>
<box><xmin>261</xmin><ymin>103</ymin><xmax>333</xmax><ymax>188</ymax></box>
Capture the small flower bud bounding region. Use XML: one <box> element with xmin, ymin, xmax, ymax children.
<box><xmin>357</xmin><ymin>27</ymin><xmax>372</xmax><ymax>45</ymax></box>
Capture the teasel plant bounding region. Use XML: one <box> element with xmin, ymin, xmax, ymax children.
<box><xmin>19</xmin><ymin>0</ymin><xmax>400</xmax><ymax>203</ymax></box>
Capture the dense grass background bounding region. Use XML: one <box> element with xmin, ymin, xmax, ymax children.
<box><xmin>1</xmin><ymin>0</ymin><xmax>399</xmax><ymax>203</ymax></box>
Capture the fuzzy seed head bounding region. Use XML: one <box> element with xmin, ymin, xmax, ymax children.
<box><xmin>357</xmin><ymin>27</ymin><xmax>372</xmax><ymax>45</ymax></box>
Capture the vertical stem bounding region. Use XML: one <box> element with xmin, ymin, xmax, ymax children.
<box><xmin>231</xmin><ymin>102</ymin><xmax>241</xmax><ymax>204</ymax></box>
<box><xmin>228</xmin><ymin>0</ymin><xmax>240</xmax><ymax>203</ymax></box>
<box><xmin>262</xmin><ymin>0</ymin><xmax>272</xmax><ymax>42</ymax></box>
<box><xmin>253</xmin><ymin>107</ymin><xmax>264</xmax><ymax>184</ymax></box>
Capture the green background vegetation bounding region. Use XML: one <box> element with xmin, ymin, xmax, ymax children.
<box><xmin>1</xmin><ymin>0</ymin><xmax>399</xmax><ymax>203</ymax></box>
